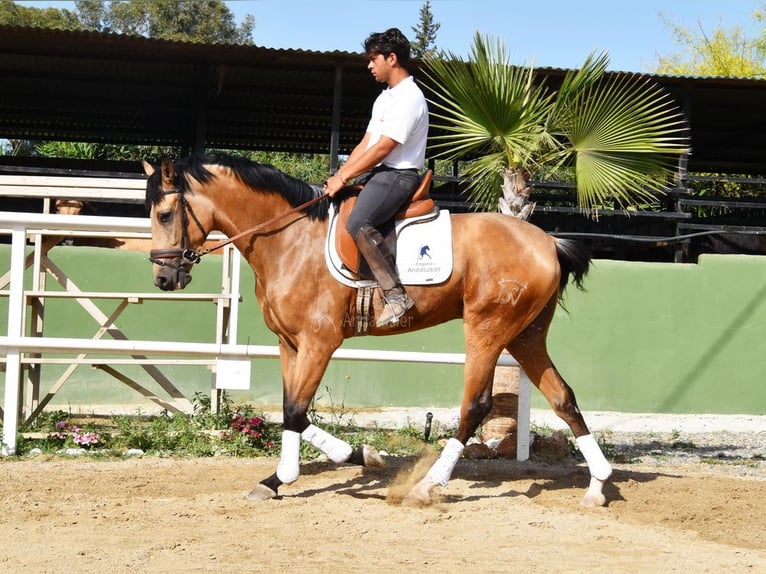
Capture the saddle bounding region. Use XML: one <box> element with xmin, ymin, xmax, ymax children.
<box><xmin>335</xmin><ymin>169</ymin><xmax>435</xmax><ymax>273</ymax></box>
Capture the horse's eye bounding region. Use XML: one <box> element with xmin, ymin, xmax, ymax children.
<box><xmin>158</xmin><ymin>211</ymin><xmax>173</xmax><ymax>224</ymax></box>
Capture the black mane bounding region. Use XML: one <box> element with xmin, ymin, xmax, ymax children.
<box><xmin>145</xmin><ymin>153</ymin><xmax>330</xmax><ymax>221</ymax></box>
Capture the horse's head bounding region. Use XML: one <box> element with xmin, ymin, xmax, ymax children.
<box><xmin>143</xmin><ymin>158</ymin><xmax>211</xmax><ymax>291</ymax></box>
<box><xmin>55</xmin><ymin>199</ymin><xmax>85</xmax><ymax>215</ymax></box>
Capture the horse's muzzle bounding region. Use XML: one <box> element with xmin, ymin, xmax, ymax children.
<box><xmin>154</xmin><ymin>267</ymin><xmax>192</xmax><ymax>291</ymax></box>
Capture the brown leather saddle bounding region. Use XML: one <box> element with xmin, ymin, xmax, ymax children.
<box><xmin>335</xmin><ymin>169</ymin><xmax>435</xmax><ymax>274</ymax></box>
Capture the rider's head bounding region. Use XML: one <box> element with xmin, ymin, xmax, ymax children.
<box><xmin>364</xmin><ymin>28</ymin><xmax>411</xmax><ymax>71</ymax></box>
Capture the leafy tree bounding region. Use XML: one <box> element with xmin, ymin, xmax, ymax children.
<box><xmin>410</xmin><ymin>0</ymin><xmax>440</xmax><ymax>59</ymax></box>
<box><xmin>652</xmin><ymin>8</ymin><xmax>766</xmax><ymax>201</ymax></box>
<box><xmin>0</xmin><ymin>0</ymin><xmax>254</xmax><ymax>43</ymax></box>
<box><xmin>0</xmin><ymin>0</ymin><xmax>80</xmax><ymax>28</ymax></box>
<box><xmin>36</xmin><ymin>140</ymin><xmax>177</xmax><ymax>162</ymax></box>
<box><xmin>424</xmin><ymin>33</ymin><xmax>689</xmax><ymax>217</ymax></box>
<box><xmin>36</xmin><ymin>141</ymin><xmax>330</xmax><ymax>183</ymax></box>
<box><xmin>654</xmin><ymin>10</ymin><xmax>766</xmax><ymax>78</ymax></box>
<box><xmin>75</xmin><ymin>0</ymin><xmax>254</xmax><ymax>44</ymax></box>
<box><xmin>245</xmin><ymin>151</ymin><xmax>330</xmax><ymax>184</ymax></box>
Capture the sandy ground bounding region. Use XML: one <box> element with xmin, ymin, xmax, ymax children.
<box><xmin>1</xmin><ymin>451</ymin><xmax>764</xmax><ymax>574</ymax></box>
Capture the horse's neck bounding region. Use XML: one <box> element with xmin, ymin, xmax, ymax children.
<box><xmin>219</xmin><ymin>196</ymin><xmax>326</xmax><ymax>277</ymax></box>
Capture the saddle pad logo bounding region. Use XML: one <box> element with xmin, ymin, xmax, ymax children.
<box><xmin>396</xmin><ymin>212</ymin><xmax>452</xmax><ymax>285</ymax></box>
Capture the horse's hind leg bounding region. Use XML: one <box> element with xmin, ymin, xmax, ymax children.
<box><xmin>508</xmin><ymin>298</ymin><xmax>612</xmax><ymax>507</ymax></box>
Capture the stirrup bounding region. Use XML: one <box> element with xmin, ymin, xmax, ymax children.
<box><xmin>376</xmin><ymin>294</ymin><xmax>415</xmax><ymax>328</ymax></box>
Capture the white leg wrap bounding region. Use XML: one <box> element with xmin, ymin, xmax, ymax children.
<box><xmin>426</xmin><ymin>438</ymin><xmax>464</xmax><ymax>487</ymax></box>
<box><xmin>301</xmin><ymin>424</ymin><xmax>353</xmax><ymax>464</ymax></box>
<box><xmin>276</xmin><ymin>430</ymin><xmax>301</xmax><ymax>484</ymax></box>
<box><xmin>576</xmin><ymin>434</ymin><xmax>613</xmax><ymax>480</ymax></box>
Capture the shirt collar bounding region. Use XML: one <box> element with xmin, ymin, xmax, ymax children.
<box><xmin>386</xmin><ymin>75</ymin><xmax>414</xmax><ymax>93</ymax></box>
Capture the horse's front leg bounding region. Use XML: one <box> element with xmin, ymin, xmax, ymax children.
<box><xmin>247</xmin><ymin>342</ymin><xmax>383</xmax><ymax>501</ymax></box>
<box><xmin>403</xmin><ymin>338</ymin><xmax>501</xmax><ymax>506</ymax></box>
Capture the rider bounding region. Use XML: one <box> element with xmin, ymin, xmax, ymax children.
<box><xmin>324</xmin><ymin>28</ymin><xmax>429</xmax><ymax>328</ymax></box>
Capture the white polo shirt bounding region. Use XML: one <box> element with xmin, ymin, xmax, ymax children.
<box><xmin>365</xmin><ymin>75</ymin><xmax>429</xmax><ymax>171</ymax></box>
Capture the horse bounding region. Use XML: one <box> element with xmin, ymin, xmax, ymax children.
<box><xmin>142</xmin><ymin>153</ymin><xmax>613</xmax><ymax>508</ymax></box>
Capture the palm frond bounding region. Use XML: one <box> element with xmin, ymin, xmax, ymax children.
<box><xmin>421</xmin><ymin>32</ymin><xmax>690</xmax><ymax>214</ymax></box>
<box><xmin>564</xmin><ymin>74</ymin><xmax>690</xmax><ymax>211</ymax></box>
<box><xmin>423</xmin><ymin>31</ymin><xmax>553</xmax><ymax>169</ymax></box>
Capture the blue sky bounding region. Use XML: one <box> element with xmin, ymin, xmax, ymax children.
<box><xmin>18</xmin><ymin>0</ymin><xmax>765</xmax><ymax>72</ymax></box>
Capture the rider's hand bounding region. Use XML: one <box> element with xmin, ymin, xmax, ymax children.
<box><xmin>323</xmin><ymin>172</ymin><xmax>345</xmax><ymax>197</ymax></box>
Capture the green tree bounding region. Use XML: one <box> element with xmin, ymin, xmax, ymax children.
<box><xmin>0</xmin><ymin>0</ymin><xmax>80</xmax><ymax>28</ymax></box>
<box><xmin>424</xmin><ymin>33</ymin><xmax>689</xmax><ymax>217</ymax></box>
<box><xmin>652</xmin><ymin>8</ymin><xmax>766</xmax><ymax>201</ymax></box>
<box><xmin>0</xmin><ymin>0</ymin><xmax>254</xmax><ymax>42</ymax></box>
<box><xmin>410</xmin><ymin>0</ymin><xmax>439</xmax><ymax>59</ymax></box>
<box><xmin>654</xmin><ymin>10</ymin><xmax>766</xmax><ymax>78</ymax></box>
<box><xmin>75</xmin><ymin>0</ymin><xmax>254</xmax><ymax>44</ymax></box>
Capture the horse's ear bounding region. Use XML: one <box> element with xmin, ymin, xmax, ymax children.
<box><xmin>160</xmin><ymin>158</ymin><xmax>176</xmax><ymax>185</ymax></box>
<box><xmin>141</xmin><ymin>160</ymin><xmax>155</xmax><ymax>177</ymax></box>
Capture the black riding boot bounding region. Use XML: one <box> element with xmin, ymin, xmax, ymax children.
<box><xmin>355</xmin><ymin>225</ymin><xmax>414</xmax><ymax>328</ymax></box>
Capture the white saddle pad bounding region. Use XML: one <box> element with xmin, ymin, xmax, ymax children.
<box><xmin>325</xmin><ymin>205</ymin><xmax>453</xmax><ymax>288</ymax></box>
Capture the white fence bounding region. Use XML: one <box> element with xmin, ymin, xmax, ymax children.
<box><xmin>1</xmin><ymin>182</ymin><xmax>531</xmax><ymax>459</ymax></box>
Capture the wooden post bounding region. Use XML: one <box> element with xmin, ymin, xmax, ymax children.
<box><xmin>481</xmin><ymin>351</ymin><xmax>520</xmax><ymax>458</ymax></box>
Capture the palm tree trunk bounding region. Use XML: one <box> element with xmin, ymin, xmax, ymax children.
<box><xmin>482</xmin><ymin>169</ymin><xmax>534</xmax><ymax>451</ymax></box>
<box><xmin>498</xmin><ymin>168</ymin><xmax>535</xmax><ymax>220</ymax></box>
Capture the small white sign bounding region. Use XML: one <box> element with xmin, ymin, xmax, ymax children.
<box><xmin>215</xmin><ymin>357</ymin><xmax>252</xmax><ymax>390</ymax></box>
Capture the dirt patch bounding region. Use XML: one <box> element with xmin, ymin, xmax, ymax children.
<box><xmin>1</xmin><ymin>454</ymin><xmax>763</xmax><ymax>573</ymax></box>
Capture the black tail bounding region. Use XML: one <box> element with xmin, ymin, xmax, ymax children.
<box><xmin>555</xmin><ymin>238</ymin><xmax>592</xmax><ymax>298</ymax></box>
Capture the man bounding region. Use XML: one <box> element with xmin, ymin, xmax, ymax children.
<box><xmin>324</xmin><ymin>28</ymin><xmax>429</xmax><ymax>328</ymax></box>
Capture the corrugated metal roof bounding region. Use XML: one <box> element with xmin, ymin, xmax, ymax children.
<box><xmin>1</xmin><ymin>25</ymin><xmax>765</xmax><ymax>173</ymax></box>
<box><xmin>0</xmin><ymin>25</ymin><xmax>374</xmax><ymax>155</ymax></box>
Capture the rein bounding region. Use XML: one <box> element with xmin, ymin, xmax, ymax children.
<box><xmin>149</xmin><ymin>188</ymin><xmax>330</xmax><ymax>268</ymax></box>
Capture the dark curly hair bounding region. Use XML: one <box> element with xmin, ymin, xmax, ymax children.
<box><xmin>363</xmin><ymin>28</ymin><xmax>411</xmax><ymax>69</ymax></box>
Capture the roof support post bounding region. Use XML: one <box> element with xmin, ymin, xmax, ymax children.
<box><xmin>184</xmin><ymin>66</ymin><xmax>210</xmax><ymax>156</ymax></box>
<box><xmin>674</xmin><ymin>86</ymin><xmax>692</xmax><ymax>263</ymax></box>
<box><xmin>329</xmin><ymin>63</ymin><xmax>343</xmax><ymax>174</ymax></box>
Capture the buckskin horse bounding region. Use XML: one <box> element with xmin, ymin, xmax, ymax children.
<box><xmin>143</xmin><ymin>153</ymin><xmax>613</xmax><ymax>507</ymax></box>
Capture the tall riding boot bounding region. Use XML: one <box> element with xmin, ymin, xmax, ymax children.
<box><xmin>356</xmin><ymin>225</ymin><xmax>414</xmax><ymax>328</ymax></box>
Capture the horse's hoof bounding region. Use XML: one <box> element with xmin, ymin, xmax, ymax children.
<box><xmin>402</xmin><ymin>477</ymin><xmax>437</xmax><ymax>507</ymax></box>
<box><xmin>362</xmin><ymin>444</ymin><xmax>385</xmax><ymax>467</ymax></box>
<box><xmin>580</xmin><ymin>492</ymin><xmax>607</xmax><ymax>508</ymax></box>
<box><xmin>579</xmin><ymin>477</ymin><xmax>607</xmax><ymax>507</ymax></box>
<box><xmin>246</xmin><ymin>483</ymin><xmax>278</xmax><ymax>501</ymax></box>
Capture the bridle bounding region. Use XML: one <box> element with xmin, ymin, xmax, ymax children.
<box><xmin>148</xmin><ymin>187</ymin><xmax>207</xmax><ymax>270</ymax></box>
<box><xmin>148</xmin><ymin>185</ymin><xmax>330</xmax><ymax>269</ymax></box>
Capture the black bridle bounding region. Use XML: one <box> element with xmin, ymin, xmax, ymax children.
<box><xmin>148</xmin><ymin>187</ymin><xmax>207</xmax><ymax>270</ymax></box>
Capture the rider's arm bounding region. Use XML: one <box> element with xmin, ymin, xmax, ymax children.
<box><xmin>325</xmin><ymin>134</ymin><xmax>398</xmax><ymax>196</ymax></box>
<box><xmin>341</xmin><ymin>135</ymin><xmax>397</xmax><ymax>181</ymax></box>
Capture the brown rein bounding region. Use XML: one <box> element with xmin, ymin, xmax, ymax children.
<box><xmin>149</xmin><ymin>190</ymin><xmax>330</xmax><ymax>267</ymax></box>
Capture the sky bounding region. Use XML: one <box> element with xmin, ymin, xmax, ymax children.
<box><xmin>17</xmin><ymin>0</ymin><xmax>766</xmax><ymax>72</ymax></box>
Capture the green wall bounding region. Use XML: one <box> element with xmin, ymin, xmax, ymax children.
<box><xmin>1</xmin><ymin>245</ymin><xmax>764</xmax><ymax>415</ymax></box>
<box><xmin>549</xmin><ymin>256</ymin><xmax>766</xmax><ymax>414</ymax></box>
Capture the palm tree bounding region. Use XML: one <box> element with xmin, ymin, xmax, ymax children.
<box><xmin>423</xmin><ymin>32</ymin><xmax>690</xmax><ymax>217</ymax></box>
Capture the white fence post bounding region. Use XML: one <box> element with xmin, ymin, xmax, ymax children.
<box><xmin>2</xmin><ymin>224</ymin><xmax>27</xmax><ymax>455</ymax></box>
